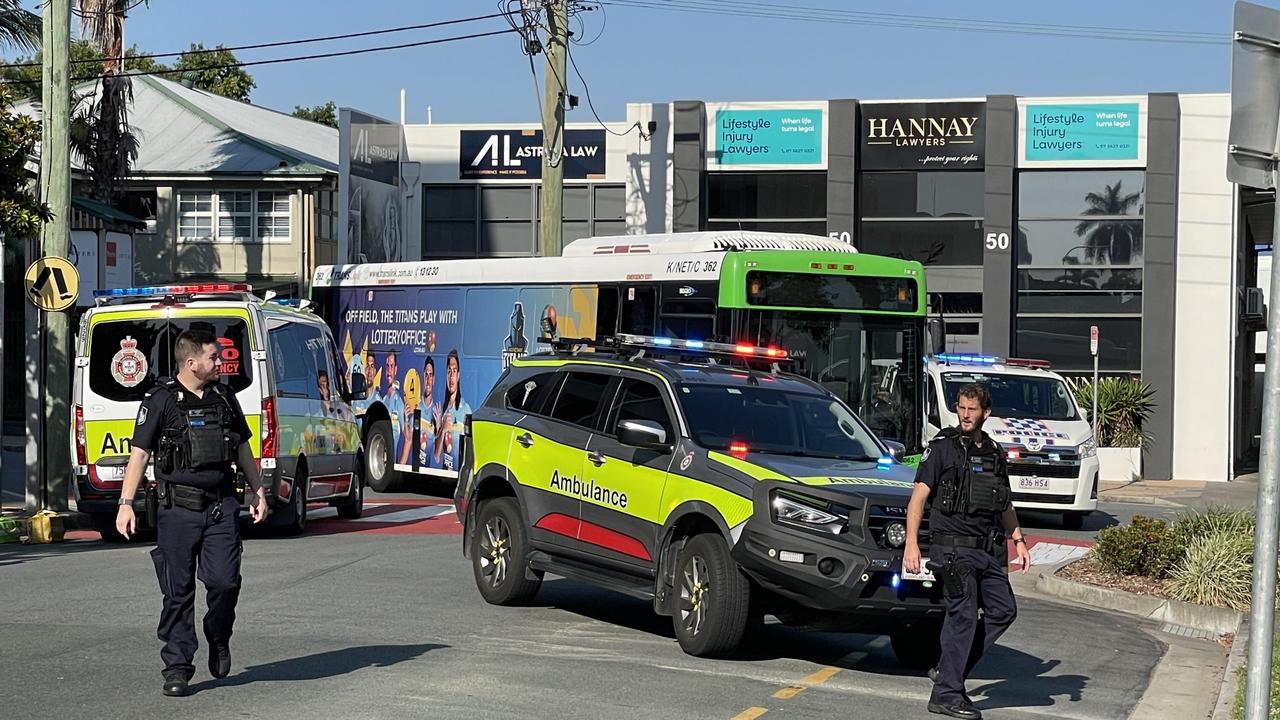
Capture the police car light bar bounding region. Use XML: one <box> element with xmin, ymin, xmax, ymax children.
<box><xmin>932</xmin><ymin>353</ymin><xmax>1052</xmax><ymax>369</ymax></box>
<box><xmin>614</xmin><ymin>333</ymin><xmax>788</xmax><ymax>359</ymax></box>
<box><xmin>93</xmin><ymin>283</ymin><xmax>252</xmax><ymax>298</ymax></box>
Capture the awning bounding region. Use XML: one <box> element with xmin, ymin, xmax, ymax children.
<box><xmin>71</xmin><ymin>196</ymin><xmax>147</xmax><ymax>229</ymax></box>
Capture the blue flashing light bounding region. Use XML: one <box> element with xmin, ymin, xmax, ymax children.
<box><xmin>891</xmin><ymin>573</ymin><xmax>901</xmax><ymax>589</ymax></box>
<box><xmin>935</xmin><ymin>353</ymin><xmax>1000</xmax><ymax>365</ymax></box>
<box><xmin>93</xmin><ymin>283</ymin><xmax>251</xmax><ymax>298</ymax></box>
<box><xmin>685</xmin><ymin>340</ymin><xmax>705</xmax><ymax>350</ymax></box>
<box><xmin>653</xmin><ymin>337</ymin><xmax>673</xmax><ymax>346</ymax></box>
<box><xmin>877</xmin><ymin>455</ymin><xmax>894</xmax><ymax>466</ymax></box>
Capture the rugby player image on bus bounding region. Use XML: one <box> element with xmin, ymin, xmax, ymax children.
<box><xmin>434</xmin><ymin>350</ymin><xmax>471</xmax><ymax>472</ymax></box>
<box><xmin>400</xmin><ymin>355</ymin><xmax>442</xmax><ymax>469</ymax></box>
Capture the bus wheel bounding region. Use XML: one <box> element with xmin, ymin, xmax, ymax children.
<box><xmin>365</xmin><ymin>420</ymin><xmax>397</xmax><ymax>493</ymax></box>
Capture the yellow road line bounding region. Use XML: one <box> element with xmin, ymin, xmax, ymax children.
<box><xmin>731</xmin><ymin>708</ymin><xmax>768</xmax><ymax>720</ymax></box>
<box><xmin>771</xmin><ymin>666</ymin><xmax>842</xmax><ymax>700</ymax></box>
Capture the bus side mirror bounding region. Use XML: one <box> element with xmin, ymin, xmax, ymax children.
<box><xmin>348</xmin><ymin>372</ymin><xmax>368</xmax><ymax>401</ymax></box>
<box><xmin>927</xmin><ymin>318</ymin><xmax>946</xmax><ymax>355</ymax></box>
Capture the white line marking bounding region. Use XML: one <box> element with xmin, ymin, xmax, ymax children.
<box><xmin>308</xmin><ymin>503</ymin><xmax>388</xmax><ymax>521</ymax></box>
<box><xmin>352</xmin><ymin>504</ymin><xmax>455</xmax><ymax>524</ymax></box>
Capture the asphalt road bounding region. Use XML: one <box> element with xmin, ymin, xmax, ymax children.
<box><xmin>1</xmin><ymin>510</ymin><xmax>1172</xmax><ymax>720</ymax></box>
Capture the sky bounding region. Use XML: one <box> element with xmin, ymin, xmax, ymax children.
<box><xmin>22</xmin><ymin>0</ymin><xmax>1243</xmax><ymax>124</ymax></box>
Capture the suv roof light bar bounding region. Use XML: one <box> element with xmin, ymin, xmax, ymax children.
<box><xmin>613</xmin><ymin>333</ymin><xmax>788</xmax><ymax>359</ymax></box>
<box><xmin>93</xmin><ymin>283</ymin><xmax>256</xmax><ymax>306</ymax></box>
<box><xmin>931</xmin><ymin>353</ymin><xmax>1051</xmax><ymax>369</ymax></box>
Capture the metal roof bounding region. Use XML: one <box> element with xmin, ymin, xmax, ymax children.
<box><xmin>17</xmin><ymin>75</ymin><xmax>337</xmax><ymax>176</ymax></box>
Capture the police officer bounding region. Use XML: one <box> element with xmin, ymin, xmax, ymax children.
<box><xmin>904</xmin><ymin>383</ymin><xmax>1031</xmax><ymax>720</ymax></box>
<box><xmin>115</xmin><ymin>329</ymin><xmax>267</xmax><ymax>697</ymax></box>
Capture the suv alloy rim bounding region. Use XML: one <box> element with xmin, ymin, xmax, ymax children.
<box><xmin>680</xmin><ymin>555</ymin><xmax>710</xmax><ymax>636</ymax></box>
<box><xmin>479</xmin><ymin>515</ymin><xmax>511</xmax><ymax>588</ymax></box>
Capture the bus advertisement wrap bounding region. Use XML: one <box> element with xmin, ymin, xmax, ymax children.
<box><xmin>334</xmin><ymin>284</ymin><xmax>598</xmax><ymax>476</ymax></box>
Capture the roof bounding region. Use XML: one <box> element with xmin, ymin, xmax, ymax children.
<box><xmin>17</xmin><ymin>75</ymin><xmax>337</xmax><ymax>176</ymax></box>
<box><xmin>72</xmin><ymin>195</ymin><xmax>146</xmax><ymax>228</ymax></box>
<box><xmin>563</xmin><ymin>231</ymin><xmax>857</xmax><ymax>257</ymax></box>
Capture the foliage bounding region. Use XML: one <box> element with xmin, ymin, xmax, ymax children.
<box><xmin>1074</xmin><ymin>180</ymin><xmax>1144</xmax><ymax>264</ymax></box>
<box><xmin>1091</xmin><ymin>515</ymin><xmax>1183</xmax><ymax>578</ymax></box>
<box><xmin>173</xmin><ymin>43</ymin><xmax>255</xmax><ymax>102</ymax></box>
<box><xmin>1166</xmin><ymin>527</ymin><xmax>1254</xmax><ymax>611</ymax></box>
<box><xmin>292</xmin><ymin>100</ymin><xmax>338</xmax><ymax>127</ymax></box>
<box><xmin>1171</xmin><ymin>505</ymin><xmax>1255</xmax><ymax>548</ymax></box>
<box><xmin>1231</xmin><ymin>630</ymin><xmax>1280</xmax><ymax>720</ymax></box>
<box><xmin>1071</xmin><ymin>377</ymin><xmax>1155</xmax><ymax>448</ymax></box>
<box><xmin>0</xmin><ymin>0</ymin><xmax>39</xmax><ymax>53</ymax></box>
<box><xmin>0</xmin><ymin>86</ymin><xmax>51</xmax><ymax>238</ymax></box>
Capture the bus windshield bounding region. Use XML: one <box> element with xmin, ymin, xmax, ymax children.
<box><xmin>741</xmin><ymin>310</ymin><xmax>923</xmax><ymax>451</ymax></box>
<box><xmin>942</xmin><ymin>372</ymin><xmax>1080</xmax><ymax>421</ymax></box>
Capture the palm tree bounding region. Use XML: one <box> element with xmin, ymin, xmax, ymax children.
<box><xmin>0</xmin><ymin>0</ymin><xmax>40</xmax><ymax>52</ymax></box>
<box><xmin>1073</xmin><ymin>181</ymin><xmax>1144</xmax><ymax>265</ymax></box>
<box><xmin>73</xmin><ymin>0</ymin><xmax>143</xmax><ymax>204</ymax></box>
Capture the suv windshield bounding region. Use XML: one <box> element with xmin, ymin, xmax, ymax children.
<box><xmin>88</xmin><ymin>316</ymin><xmax>254</xmax><ymax>403</ymax></box>
<box><xmin>677</xmin><ymin>383</ymin><xmax>883</xmax><ymax>461</ymax></box>
<box><xmin>942</xmin><ymin>371</ymin><xmax>1078</xmax><ymax>421</ymax></box>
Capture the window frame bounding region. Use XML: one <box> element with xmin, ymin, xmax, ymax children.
<box><xmin>602</xmin><ymin>376</ymin><xmax>676</xmax><ymax>441</ymax></box>
<box><xmin>177</xmin><ymin>188</ymin><xmax>293</xmax><ymax>244</ymax></box>
<box><xmin>546</xmin><ymin>370</ymin><xmax>616</xmax><ymax>431</ymax></box>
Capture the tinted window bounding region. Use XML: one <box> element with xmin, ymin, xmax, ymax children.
<box><xmin>746</xmin><ymin>271</ymin><xmax>918</xmax><ymax>312</ymax></box>
<box><xmin>620</xmin><ymin>287</ymin><xmax>657</xmax><ymax>335</ymax></box>
<box><xmin>610</xmin><ymin>379</ymin><xmax>672</xmax><ymax>439</ymax></box>
<box><xmin>1018</xmin><ymin>170</ymin><xmax>1145</xmax><ymax>219</ymax></box>
<box><xmin>862</xmin><ymin>172</ymin><xmax>984</xmax><ymax>218</ymax></box>
<box><xmin>1017</xmin><ymin>219</ymin><xmax>1144</xmax><ymax>267</ymax></box>
<box><xmin>706</xmin><ymin>172</ymin><xmax>826</xmax><ymax>219</ymax></box>
<box><xmin>88</xmin><ymin>316</ymin><xmax>254</xmax><ymax>403</ymax></box>
<box><xmin>270</xmin><ymin>323</ymin><xmax>325</xmax><ymax>400</ymax></box>
<box><xmin>1015</xmin><ymin>317</ymin><xmax>1141</xmax><ymax>372</ymax></box>
<box><xmin>549</xmin><ymin>372</ymin><xmax>613</xmax><ymax>429</ymax></box>
<box><xmin>506</xmin><ymin>372</ymin><xmax>562</xmax><ymax>414</ymax></box>
<box><xmin>858</xmin><ymin>219</ymin><xmax>984</xmax><ymax>266</ymax></box>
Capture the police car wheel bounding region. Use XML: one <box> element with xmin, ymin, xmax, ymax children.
<box><xmin>890</xmin><ymin>619</ymin><xmax>943</xmax><ymax>669</ymax></box>
<box><xmin>472</xmin><ymin>497</ymin><xmax>541</xmax><ymax>605</ymax></box>
<box><xmin>365</xmin><ymin>420</ymin><xmax>397</xmax><ymax>493</ymax></box>
<box><xmin>673</xmin><ymin>533</ymin><xmax>750</xmax><ymax>658</ymax></box>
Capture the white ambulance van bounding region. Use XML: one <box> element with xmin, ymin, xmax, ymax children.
<box><xmin>920</xmin><ymin>353</ymin><xmax>1099</xmax><ymax>529</ymax></box>
<box><xmin>71</xmin><ymin>284</ymin><xmax>366</xmax><ymax>540</ymax></box>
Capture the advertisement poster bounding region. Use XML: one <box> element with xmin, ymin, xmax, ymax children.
<box><xmin>339</xmin><ymin>108</ymin><xmax>405</xmax><ymax>264</ymax></box>
<box><xmin>459</xmin><ymin>129</ymin><xmax>606</xmax><ymax>179</ymax></box>
<box><xmin>860</xmin><ymin>101</ymin><xmax>986</xmax><ymax>170</ymax></box>
<box><xmin>333</xmin><ymin>284</ymin><xmax>598</xmax><ymax>476</ymax></box>
<box><xmin>1024</xmin><ymin>103</ymin><xmax>1141</xmax><ymax>162</ymax></box>
<box><xmin>712</xmin><ymin>108</ymin><xmax>823</xmax><ymax>166</ymax></box>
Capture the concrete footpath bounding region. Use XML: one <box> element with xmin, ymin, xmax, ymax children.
<box><xmin>1099</xmin><ymin>474</ymin><xmax>1259</xmax><ymax>512</ymax></box>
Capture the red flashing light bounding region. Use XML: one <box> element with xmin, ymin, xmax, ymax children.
<box><xmin>729</xmin><ymin>441</ymin><xmax>750</xmax><ymax>459</ymax></box>
<box><xmin>1005</xmin><ymin>357</ymin><xmax>1052</xmax><ymax>369</ymax></box>
<box><xmin>261</xmin><ymin>397</ymin><xmax>278</xmax><ymax>460</ymax></box>
<box><xmin>74</xmin><ymin>404</ymin><xmax>86</xmax><ymax>465</ymax></box>
<box><xmin>1007</xmin><ymin>449</ymin><xmax>1021</xmax><ymax>460</ymax></box>
<box><xmin>734</xmin><ymin>344</ymin><xmax>756</xmax><ymax>355</ymax></box>
<box><xmin>764</xmin><ymin>347</ymin><xmax>787</xmax><ymax>358</ymax></box>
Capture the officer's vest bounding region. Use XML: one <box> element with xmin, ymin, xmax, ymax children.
<box><xmin>936</xmin><ymin>432</ymin><xmax>1010</xmax><ymax>517</ymax></box>
<box><xmin>158</xmin><ymin>378</ymin><xmax>240</xmax><ymax>469</ymax></box>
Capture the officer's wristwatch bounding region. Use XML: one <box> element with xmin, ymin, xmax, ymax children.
<box><xmin>118</xmin><ymin>496</ymin><xmax>134</xmax><ymax>506</ymax></box>
<box><xmin>1013</xmin><ymin>536</ymin><xmax>1026</xmax><ymax>545</ymax></box>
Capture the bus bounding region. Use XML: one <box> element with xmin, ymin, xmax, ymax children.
<box><xmin>310</xmin><ymin>231</ymin><xmax>927</xmax><ymax>491</ymax></box>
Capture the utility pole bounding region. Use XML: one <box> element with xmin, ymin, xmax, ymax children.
<box><xmin>538</xmin><ymin>0</ymin><xmax>568</xmax><ymax>257</ymax></box>
<box><xmin>31</xmin><ymin>0</ymin><xmax>72</xmax><ymax>513</ymax></box>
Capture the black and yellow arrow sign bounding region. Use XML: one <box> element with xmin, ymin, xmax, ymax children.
<box><xmin>24</xmin><ymin>256</ymin><xmax>79</xmax><ymax>312</ymax></box>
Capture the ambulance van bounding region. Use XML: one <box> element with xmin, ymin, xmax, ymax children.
<box><xmin>71</xmin><ymin>284</ymin><xmax>366</xmax><ymax>540</ymax></box>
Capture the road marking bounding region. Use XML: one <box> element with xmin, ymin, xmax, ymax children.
<box><xmin>308</xmin><ymin>503</ymin><xmax>388</xmax><ymax>521</ymax></box>
<box><xmin>731</xmin><ymin>708</ymin><xmax>768</xmax><ymax>720</ymax></box>
<box><xmin>771</xmin><ymin>665</ymin><xmax>841</xmax><ymax>699</ymax></box>
<box><xmin>352</xmin><ymin>504</ymin><xmax>455</xmax><ymax>523</ymax></box>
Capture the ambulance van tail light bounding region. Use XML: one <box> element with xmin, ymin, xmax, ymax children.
<box><xmin>261</xmin><ymin>397</ymin><xmax>278</xmax><ymax>460</ymax></box>
<box><xmin>74</xmin><ymin>404</ymin><xmax>86</xmax><ymax>466</ymax></box>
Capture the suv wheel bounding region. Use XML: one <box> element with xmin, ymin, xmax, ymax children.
<box><xmin>472</xmin><ymin>497</ymin><xmax>542</xmax><ymax>605</ymax></box>
<box><xmin>365</xmin><ymin>420</ymin><xmax>397</xmax><ymax>493</ymax></box>
<box><xmin>891</xmin><ymin>619</ymin><xmax>943</xmax><ymax>669</ymax></box>
<box><xmin>672</xmin><ymin>533</ymin><xmax>750</xmax><ymax>657</ymax></box>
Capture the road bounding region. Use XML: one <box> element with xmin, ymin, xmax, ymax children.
<box><xmin>0</xmin><ymin>486</ymin><xmax>1186</xmax><ymax>720</ymax></box>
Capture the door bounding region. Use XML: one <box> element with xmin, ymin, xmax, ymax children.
<box><xmin>579</xmin><ymin>376</ymin><xmax>677</xmax><ymax>572</ymax></box>
<box><xmin>268</xmin><ymin>321</ymin><xmax>339</xmax><ymax>501</ymax></box>
<box><xmin>511</xmin><ymin>369</ymin><xmax>615</xmax><ymax>556</ymax></box>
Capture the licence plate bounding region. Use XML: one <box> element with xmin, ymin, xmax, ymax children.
<box><xmin>903</xmin><ymin>557</ymin><xmax>935</xmax><ymax>582</ymax></box>
<box><xmin>1018</xmin><ymin>477</ymin><xmax>1050</xmax><ymax>489</ymax></box>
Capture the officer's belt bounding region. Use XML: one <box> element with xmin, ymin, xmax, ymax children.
<box><xmin>931</xmin><ymin>531</ymin><xmax>1002</xmax><ymax>554</ymax></box>
<box><xmin>167</xmin><ymin>483</ymin><xmax>233</xmax><ymax>512</ymax></box>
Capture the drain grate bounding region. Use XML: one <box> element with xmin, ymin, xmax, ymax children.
<box><xmin>1160</xmin><ymin>623</ymin><xmax>1215</xmax><ymax>640</ymax></box>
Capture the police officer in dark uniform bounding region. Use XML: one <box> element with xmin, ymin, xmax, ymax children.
<box><xmin>904</xmin><ymin>383</ymin><xmax>1031</xmax><ymax>720</ymax></box>
<box><xmin>115</xmin><ymin>329</ymin><xmax>267</xmax><ymax>697</ymax></box>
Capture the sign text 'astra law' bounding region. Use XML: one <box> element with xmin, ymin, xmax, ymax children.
<box><xmin>460</xmin><ymin>129</ymin><xmax>606</xmax><ymax>179</ymax></box>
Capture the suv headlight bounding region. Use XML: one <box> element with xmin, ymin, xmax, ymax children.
<box><xmin>772</xmin><ymin>492</ymin><xmax>845</xmax><ymax>534</ymax></box>
<box><xmin>1078</xmin><ymin>437</ymin><xmax>1097</xmax><ymax>459</ymax></box>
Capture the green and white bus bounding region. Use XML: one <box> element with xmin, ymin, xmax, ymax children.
<box><xmin>310</xmin><ymin>231</ymin><xmax>927</xmax><ymax>490</ymax></box>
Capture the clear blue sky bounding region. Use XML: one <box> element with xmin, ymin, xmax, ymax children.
<box><xmin>37</xmin><ymin>0</ymin><xmax>1240</xmax><ymax>123</ymax></box>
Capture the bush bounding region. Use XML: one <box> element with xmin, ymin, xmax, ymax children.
<box><xmin>1071</xmin><ymin>377</ymin><xmax>1155</xmax><ymax>448</ymax></box>
<box><xmin>1166</xmin><ymin>528</ymin><xmax>1254</xmax><ymax>612</ymax></box>
<box><xmin>1171</xmin><ymin>506</ymin><xmax>1255</xmax><ymax>547</ymax></box>
<box><xmin>1091</xmin><ymin>515</ymin><xmax>1183</xmax><ymax>578</ymax></box>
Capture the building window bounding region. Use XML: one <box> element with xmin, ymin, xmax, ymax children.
<box><xmin>858</xmin><ymin>171</ymin><xmax>984</xmax><ymax>265</ymax></box>
<box><xmin>705</xmin><ymin>172</ymin><xmax>827</xmax><ymax>236</ymax></box>
<box><xmin>177</xmin><ymin>189</ymin><xmax>291</xmax><ymax>243</ymax></box>
<box><xmin>1014</xmin><ymin>169</ymin><xmax>1146</xmax><ymax>372</ymax></box>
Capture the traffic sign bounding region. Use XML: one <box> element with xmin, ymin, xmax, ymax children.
<box><xmin>24</xmin><ymin>256</ymin><xmax>79</xmax><ymax>312</ymax></box>
<box><xmin>1090</xmin><ymin>325</ymin><xmax>1099</xmax><ymax>356</ymax></box>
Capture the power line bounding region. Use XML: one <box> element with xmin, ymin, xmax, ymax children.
<box><xmin>0</xmin><ymin>11</ymin><xmax>519</xmax><ymax>70</ymax></box>
<box><xmin>595</xmin><ymin>0</ymin><xmax>1228</xmax><ymax>46</ymax></box>
<box><xmin>0</xmin><ymin>27</ymin><xmax>518</xmax><ymax>85</ymax></box>
<box><xmin>566</xmin><ymin>42</ymin><xmax>647</xmax><ymax>140</ymax></box>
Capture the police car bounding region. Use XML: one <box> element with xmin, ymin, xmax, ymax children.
<box><xmin>455</xmin><ymin>334</ymin><xmax>945</xmax><ymax>665</ymax></box>
<box><xmin>920</xmin><ymin>353</ymin><xmax>1099</xmax><ymax>529</ymax></box>
<box><xmin>72</xmin><ymin>284</ymin><xmax>367</xmax><ymax>539</ymax></box>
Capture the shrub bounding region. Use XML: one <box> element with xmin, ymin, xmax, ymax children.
<box><xmin>1071</xmin><ymin>377</ymin><xmax>1155</xmax><ymax>448</ymax></box>
<box><xmin>1171</xmin><ymin>506</ymin><xmax>1255</xmax><ymax>547</ymax></box>
<box><xmin>1166</xmin><ymin>528</ymin><xmax>1254</xmax><ymax>612</ymax></box>
<box><xmin>1092</xmin><ymin>515</ymin><xmax>1183</xmax><ymax>578</ymax></box>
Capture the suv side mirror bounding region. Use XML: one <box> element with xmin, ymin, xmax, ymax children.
<box><xmin>618</xmin><ymin>419</ymin><xmax>668</xmax><ymax>449</ymax></box>
<box><xmin>883</xmin><ymin>439</ymin><xmax>906</xmax><ymax>460</ymax></box>
<box><xmin>348</xmin><ymin>371</ymin><xmax>368</xmax><ymax>401</ymax></box>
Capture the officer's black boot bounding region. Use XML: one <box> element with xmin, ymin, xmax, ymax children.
<box><xmin>209</xmin><ymin>643</ymin><xmax>231</xmax><ymax>679</ymax></box>
<box><xmin>162</xmin><ymin>676</ymin><xmax>190</xmax><ymax>697</ymax></box>
<box><xmin>927</xmin><ymin>700</ymin><xmax>981</xmax><ymax>720</ymax></box>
